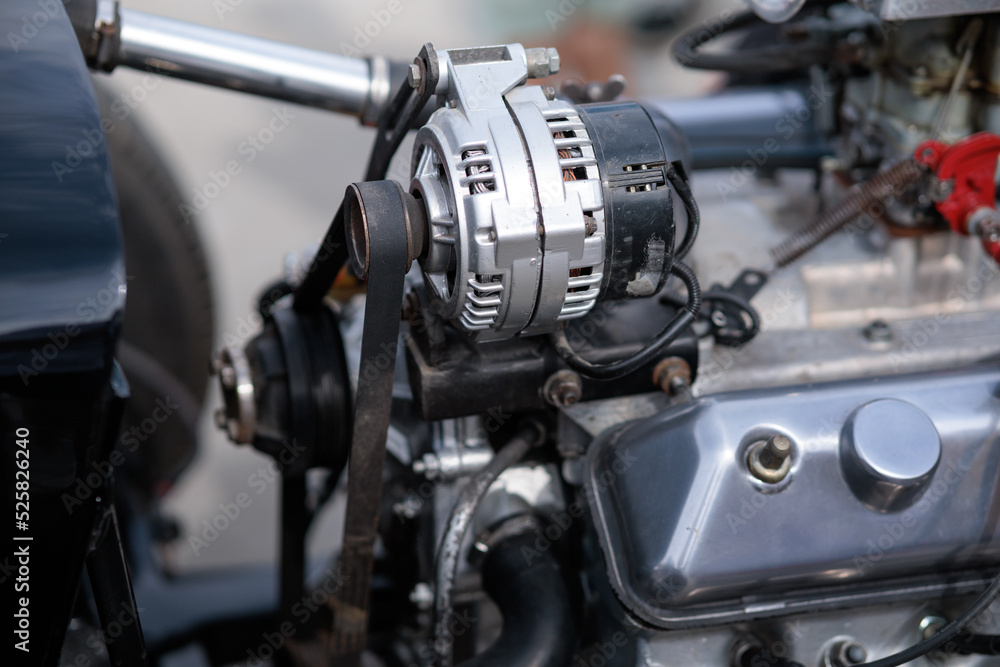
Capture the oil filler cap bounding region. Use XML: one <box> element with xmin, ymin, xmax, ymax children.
<box><xmin>840</xmin><ymin>399</ymin><xmax>941</xmax><ymax>512</ymax></box>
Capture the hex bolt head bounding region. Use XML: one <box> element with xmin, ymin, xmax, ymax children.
<box><xmin>546</xmin><ymin>47</ymin><xmax>560</xmax><ymax>74</ymax></box>
<box><xmin>525</xmin><ymin>47</ymin><xmax>561</xmax><ymax>79</ymax></box>
<box><xmin>748</xmin><ymin>434</ymin><xmax>793</xmax><ymax>484</ymax></box>
<box><xmin>407</xmin><ymin>62</ymin><xmax>422</xmax><ymax>90</ymax></box>
<box><xmin>919</xmin><ymin>614</ymin><xmax>948</xmax><ymax>640</ymax></box>
<box><xmin>826</xmin><ymin>639</ymin><xmax>867</xmax><ymax>667</ymax></box>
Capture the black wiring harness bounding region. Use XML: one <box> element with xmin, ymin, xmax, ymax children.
<box><xmin>551</xmin><ymin>163</ymin><xmax>704</xmax><ymax>380</ymax></box>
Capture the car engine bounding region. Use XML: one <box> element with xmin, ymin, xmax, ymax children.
<box><xmin>190</xmin><ymin>1</ymin><xmax>1000</xmax><ymax>666</ymax></box>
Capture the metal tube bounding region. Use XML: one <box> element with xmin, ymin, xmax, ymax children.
<box><xmin>117</xmin><ymin>9</ymin><xmax>385</xmax><ymax>120</ymax></box>
<box><xmin>642</xmin><ymin>86</ymin><xmax>832</xmax><ymax>171</ymax></box>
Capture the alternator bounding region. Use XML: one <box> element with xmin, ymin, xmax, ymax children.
<box><xmin>411</xmin><ymin>44</ymin><xmax>687</xmax><ymax>341</ymax></box>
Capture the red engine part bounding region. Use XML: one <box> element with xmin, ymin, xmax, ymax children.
<box><xmin>915</xmin><ymin>132</ymin><xmax>1000</xmax><ymax>263</ymax></box>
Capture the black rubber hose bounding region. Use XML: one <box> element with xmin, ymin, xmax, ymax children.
<box><xmin>432</xmin><ymin>422</ymin><xmax>543</xmax><ymax>667</ymax></box>
<box><xmin>457</xmin><ymin>529</ymin><xmax>579</xmax><ymax>667</ymax></box>
<box><xmin>551</xmin><ymin>260</ymin><xmax>701</xmax><ymax>380</ymax></box>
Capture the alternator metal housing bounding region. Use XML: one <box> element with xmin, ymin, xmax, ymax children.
<box><xmin>411</xmin><ymin>44</ymin><xmax>606</xmax><ymax>341</ymax></box>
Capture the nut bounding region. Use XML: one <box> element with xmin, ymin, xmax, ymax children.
<box><xmin>525</xmin><ymin>47</ymin><xmax>561</xmax><ymax>79</ymax></box>
<box><xmin>747</xmin><ymin>434</ymin><xmax>793</xmax><ymax>484</ymax></box>
<box><xmin>825</xmin><ymin>639</ymin><xmax>867</xmax><ymax>667</ymax></box>
<box><xmin>543</xmin><ymin>370</ymin><xmax>583</xmax><ymax>407</ymax></box>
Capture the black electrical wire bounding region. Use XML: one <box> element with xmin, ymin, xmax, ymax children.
<box><xmin>552</xmin><ymin>260</ymin><xmax>701</xmax><ymax>380</ymax></box>
<box><xmin>955</xmin><ymin>634</ymin><xmax>1000</xmax><ymax>656</ymax></box>
<box><xmin>854</xmin><ymin>571</ymin><xmax>1000</xmax><ymax>667</ymax></box>
<box><xmin>660</xmin><ymin>288</ymin><xmax>761</xmax><ymax>346</ymax></box>
<box><xmin>671</xmin><ymin>4</ymin><xmax>837</xmax><ymax>74</ymax></box>
<box><xmin>668</xmin><ymin>162</ymin><xmax>700</xmax><ymax>261</ymax></box>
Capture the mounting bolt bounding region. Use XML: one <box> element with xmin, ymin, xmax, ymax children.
<box><xmin>919</xmin><ymin>614</ymin><xmax>948</xmax><ymax>640</ymax></box>
<box><xmin>525</xmin><ymin>47</ymin><xmax>561</xmax><ymax>79</ymax></box>
<box><xmin>407</xmin><ymin>62</ymin><xmax>422</xmax><ymax>91</ymax></box>
<box><xmin>862</xmin><ymin>319</ymin><xmax>892</xmax><ymax>343</ymax></box>
<box><xmin>711</xmin><ymin>310</ymin><xmax>728</xmax><ymax>328</ymax></box>
<box><xmin>653</xmin><ymin>357</ymin><xmax>692</xmax><ymax>397</ymax></box>
<box><xmin>543</xmin><ymin>370</ymin><xmax>583</xmax><ymax>407</ymax></box>
<box><xmin>825</xmin><ymin>639</ymin><xmax>867</xmax><ymax>667</ymax></box>
<box><xmin>747</xmin><ymin>434</ymin><xmax>793</xmax><ymax>484</ymax></box>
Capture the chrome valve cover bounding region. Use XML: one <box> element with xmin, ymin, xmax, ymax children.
<box><xmin>586</xmin><ymin>365</ymin><xmax>1000</xmax><ymax>629</ymax></box>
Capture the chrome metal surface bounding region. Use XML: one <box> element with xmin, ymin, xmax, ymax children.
<box><xmin>212</xmin><ymin>345</ymin><xmax>256</xmax><ymax>445</ymax></box>
<box><xmin>636</xmin><ymin>600</ymin><xmax>1000</xmax><ymax>667</ymax></box>
<box><xmin>116</xmin><ymin>9</ymin><xmax>377</xmax><ymax>118</ymax></box>
<box><xmin>413</xmin><ymin>449</ymin><xmax>494</xmax><ymax>482</ymax></box>
<box><xmin>686</xmin><ymin>169</ymin><xmax>1000</xmax><ymax>398</ymax></box>
<box><xmin>586</xmin><ymin>364</ymin><xmax>1000</xmax><ymax>629</ymax></box>
<box><xmin>852</xmin><ymin>0</ymin><xmax>1000</xmax><ymax>20</ymax></box>
<box><xmin>840</xmin><ymin>399</ymin><xmax>941</xmax><ymax>512</ymax></box>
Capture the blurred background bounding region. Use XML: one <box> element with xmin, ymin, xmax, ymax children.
<box><xmin>102</xmin><ymin>0</ymin><xmax>738</xmax><ymax>572</ymax></box>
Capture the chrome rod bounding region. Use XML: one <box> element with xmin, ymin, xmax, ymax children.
<box><xmin>113</xmin><ymin>8</ymin><xmax>389</xmax><ymax>122</ymax></box>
